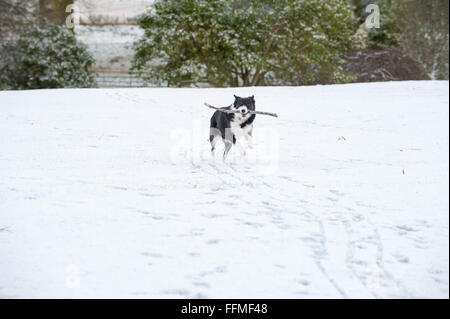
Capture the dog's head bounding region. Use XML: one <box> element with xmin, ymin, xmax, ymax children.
<box><xmin>233</xmin><ymin>95</ymin><xmax>255</xmax><ymax>118</ymax></box>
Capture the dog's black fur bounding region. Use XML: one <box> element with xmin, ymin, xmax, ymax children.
<box><xmin>210</xmin><ymin>95</ymin><xmax>256</xmax><ymax>159</ymax></box>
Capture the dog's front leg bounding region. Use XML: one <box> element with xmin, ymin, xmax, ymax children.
<box><xmin>235</xmin><ymin>140</ymin><xmax>246</xmax><ymax>156</ymax></box>
<box><xmin>245</xmin><ymin>133</ymin><xmax>254</xmax><ymax>149</ymax></box>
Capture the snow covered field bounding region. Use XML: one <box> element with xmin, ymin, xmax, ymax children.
<box><xmin>0</xmin><ymin>81</ymin><xmax>448</xmax><ymax>298</ymax></box>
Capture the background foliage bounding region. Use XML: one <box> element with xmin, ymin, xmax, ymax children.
<box><xmin>133</xmin><ymin>0</ymin><xmax>356</xmax><ymax>87</ymax></box>
<box><xmin>1</xmin><ymin>0</ymin><xmax>448</xmax><ymax>90</ymax></box>
<box><xmin>361</xmin><ymin>0</ymin><xmax>449</xmax><ymax>80</ymax></box>
<box><xmin>0</xmin><ymin>0</ymin><xmax>96</xmax><ymax>90</ymax></box>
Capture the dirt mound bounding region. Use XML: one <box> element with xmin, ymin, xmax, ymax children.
<box><xmin>343</xmin><ymin>47</ymin><xmax>430</xmax><ymax>82</ymax></box>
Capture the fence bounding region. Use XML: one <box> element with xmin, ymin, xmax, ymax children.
<box><xmin>94</xmin><ymin>70</ymin><xmax>150</xmax><ymax>88</ymax></box>
<box><xmin>94</xmin><ymin>70</ymin><xmax>211</xmax><ymax>88</ymax></box>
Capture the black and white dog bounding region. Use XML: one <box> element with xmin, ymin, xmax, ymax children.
<box><xmin>210</xmin><ymin>95</ymin><xmax>256</xmax><ymax>160</ymax></box>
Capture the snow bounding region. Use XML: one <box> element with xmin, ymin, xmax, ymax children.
<box><xmin>75</xmin><ymin>0</ymin><xmax>154</xmax><ymax>24</ymax></box>
<box><xmin>0</xmin><ymin>81</ymin><xmax>448</xmax><ymax>299</ymax></box>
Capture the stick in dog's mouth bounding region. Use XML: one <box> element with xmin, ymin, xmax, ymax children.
<box><xmin>204</xmin><ymin>103</ymin><xmax>278</xmax><ymax>118</ymax></box>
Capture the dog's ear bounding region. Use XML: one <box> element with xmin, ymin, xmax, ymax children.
<box><xmin>251</xmin><ymin>95</ymin><xmax>255</xmax><ymax>101</ymax></box>
<box><xmin>233</xmin><ymin>95</ymin><xmax>239</xmax><ymax>107</ymax></box>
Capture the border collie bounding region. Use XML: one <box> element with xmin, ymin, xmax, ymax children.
<box><xmin>210</xmin><ymin>95</ymin><xmax>256</xmax><ymax>160</ymax></box>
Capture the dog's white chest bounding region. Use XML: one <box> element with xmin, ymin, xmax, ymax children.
<box><xmin>230</xmin><ymin>118</ymin><xmax>252</xmax><ymax>139</ymax></box>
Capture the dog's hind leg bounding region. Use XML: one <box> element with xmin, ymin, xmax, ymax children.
<box><xmin>210</xmin><ymin>127</ymin><xmax>221</xmax><ymax>158</ymax></box>
<box><xmin>210</xmin><ymin>135</ymin><xmax>220</xmax><ymax>158</ymax></box>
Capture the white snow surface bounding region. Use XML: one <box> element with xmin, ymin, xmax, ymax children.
<box><xmin>0</xmin><ymin>81</ymin><xmax>448</xmax><ymax>299</ymax></box>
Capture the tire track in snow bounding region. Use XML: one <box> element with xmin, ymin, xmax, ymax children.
<box><xmin>314</xmin><ymin>216</ymin><xmax>349</xmax><ymax>298</ymax></box>
<box><xmin>220</xmin><ymin>162</ymin><xmax>350</xmax><ymax>298</ymax></box>
<box><xmin>372</xmin><ymin>224</ymin><xmax>413</xmax><ymax>298</ymax></box>
<box><xmin>190</xmin><ymin>156</ymin><xmax>411</xmax><ymax>298</ymax></box>
<box><xmin>260</xmin><ymin>175</ymin><xmax>372</xmax><ymax>298</ymax></box>
<box><xmin>334</xmin><ymin>195</ymin><xmax>413</xmax><ymax>298</ymax></box>
<box><xmin>246</xmin><ymin>170</ymin><xmax>351</xmax><ymax>298</ymax></box>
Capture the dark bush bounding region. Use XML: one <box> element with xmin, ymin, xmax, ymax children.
<box><xmin>343</xmin><ymin>47</ymin><xmax>430</xmax><ymax>82</ymax></box>
<box><xmin>0</xmin><ymin>21</ymin><xmax>96</xmax><ymax>90</ymax></box>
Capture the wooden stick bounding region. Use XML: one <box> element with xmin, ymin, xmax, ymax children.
<box><xmin>204</xmin><ymin>103</ymin><xmax>239</xmax><ymax>114</ymax></box>
<box><xmin>204</xmin><ymin>103</ymin><xmax>278</xmax><ymax>118</ymax></box>
<box><xmin>251</xmin><ymin>110</ymin><xmax>279</xmax><ymax>118</ymax></box>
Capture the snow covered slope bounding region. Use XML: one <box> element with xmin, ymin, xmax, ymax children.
<box><xmin>0</xmin><ymin>81</ymin><xmax>448</xmax><ymax>298</ymax></box>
